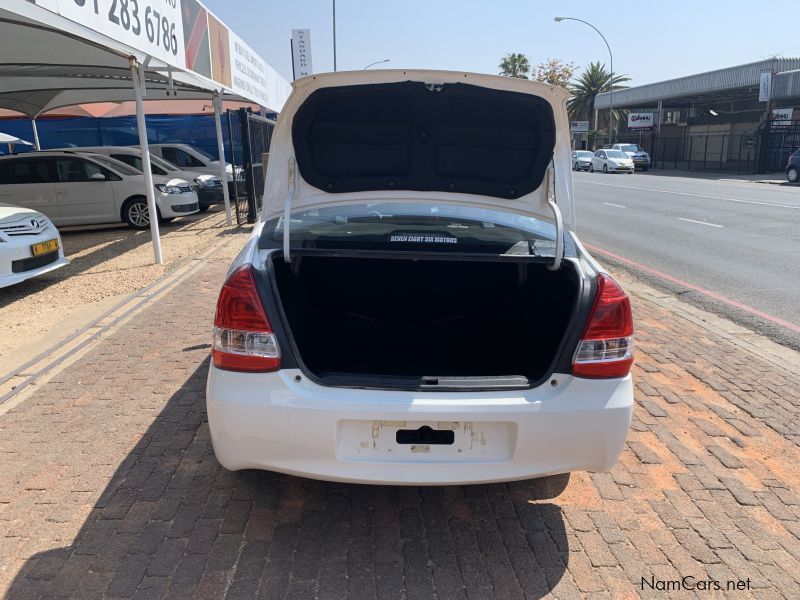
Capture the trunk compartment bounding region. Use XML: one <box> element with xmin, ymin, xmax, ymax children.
<box><xmin>271</xmin><ymin>254</ymin><xmax>582</xmax><ymax>389</ymax></box>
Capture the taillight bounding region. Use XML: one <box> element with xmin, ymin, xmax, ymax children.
<box><xmin>212</xmin><ymin>265</ymin><xmax>280</xmax><ymax>372</ymax></box>
<box><xmin>572</xmin><ymin>273</ymin><xmax>634</xmax><ymax>379</ymax></box>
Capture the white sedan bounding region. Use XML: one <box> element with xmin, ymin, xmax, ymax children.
<box><xmin>206</xmin><ymin>70</ymin><xmax>634</xmax><ymax>486</ymax></box>
<box><xmin>0</xmin><ymin>203</ymin><xmax>68</xmax><ymax>288</ymax></box>
<box><xmin>590</xmin><ymin>149</ymin><xmax>634</xmax><ymax>174</ymax></box>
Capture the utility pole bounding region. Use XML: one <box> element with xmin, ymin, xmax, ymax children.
<box><xmin>332</xmin><ymin>0</ymin><xmax>337</xmax><ymax>71</ymax></box>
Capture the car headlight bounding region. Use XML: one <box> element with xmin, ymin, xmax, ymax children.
<box><xmin>194</xmin><ymin>177</ymin><xmax>214</xmax><ymax>187</ymax></box>
<box><xmin>155</xmin><ymin>184</ymin><xmax>182</xmax><ymax>194</ymax></box>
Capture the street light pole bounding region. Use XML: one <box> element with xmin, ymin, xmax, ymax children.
<box><xmin>363</xmin><ymin>59</ymin><xmax>390</xmax><ymax>70</ymax></box>
<box><xmin>332</xmin><ymin>0</ymin><xmax>337</xmax><ymax>71</ymax></box>
<box><xmin>554</xmin><ymin>16</ymin><xmax>614</xmax><ymax>145</ymax></box>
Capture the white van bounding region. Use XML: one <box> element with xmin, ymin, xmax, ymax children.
<box><xmin>0</xmin><ymin>152</ymin><xmax>199</xmax><ymax>229</ymax></box>
<box><xmin>54</xmin><ymin>146</ymin><xmax>225</xmax><ymax>212</ymax></box>
<box><xmin>147</xmin><ymin>143</ymin><xmax>243</xmax><ymax>194</ymax></box>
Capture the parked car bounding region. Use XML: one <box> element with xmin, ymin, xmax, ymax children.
<box><xmin>611</xmin><ymin>143</ymin><xmax>651</xmax><ymax>171</ymax></box>
<box><xmin>591</xmin><ymin>149</ymin><xmax>635</xmax><ymax>174</ymax></box>
<box><xmin>206</xmin><ymin>70</ymin><xmax>635</xmax><ymax>486</ymax></box>
<box><xmin>786</xmin><ymin>148</ymin><xmax>800</xmax><ymax>182</ymax></box>
<box><xmin>572</xmin><ymin>150</ymin><xmax>594</xmax><ymax>171</ymax></box>
<box><xmin>147</xmin><ymin>143</ymin><xmax>244</xmax><ymax>196</ymax></box>
<box><xmin>52</xmin><ymin>146</ymin><xmax>225</xmax><ymax>211</ymax></box>
<box><xmin>0</xmin><ymin>152</ymin><xmax>199</xmax><ymax>229</ymax></box>
<box><xmin>0</xmin><ymin>202</ymin><xmax>68</xmax><ymax>288</ymax></box>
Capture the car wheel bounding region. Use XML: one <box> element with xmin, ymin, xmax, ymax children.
<box><xmin>589</xmin><ymin>164</ymin><xmax>594</xmax><ymax>173</ymax></box>
<box><xmin>198</xmin><ymin>204</ymin><xmax>211</xmax><ymax>212</ymax></box>
<box><xmin>573</xmin><ymin>162</ymin><xmax>578</xmax><ymax>171</ymax></box>
<box><xmin>787</xmin><ymin>167</ymin><xmax>799</xmax><ymax>182</ymax></box>
<box><xmin>602</xmin><ymin>164</ymin><xmax>608</xmax><ymax>174</ymax></box>
<box><xmin>122</xmin><ymin>197</ymin><xmax>150</xmax><ymax>229</ymax></box>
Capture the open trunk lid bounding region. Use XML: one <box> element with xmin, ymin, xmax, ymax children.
<box><xmin>261</xmin><ymin>70</ymin><xmax>576</xmax><ymax>246</ymax></box>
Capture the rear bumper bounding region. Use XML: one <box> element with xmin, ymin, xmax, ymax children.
<box><xmin>206</xmin><ymin>367</ymin><xmax>633</xmax><ymax>485</ymax></box>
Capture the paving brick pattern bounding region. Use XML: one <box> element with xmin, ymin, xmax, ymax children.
<box><xmin>1</xmin><ymin>256</ymin><xmax>799</xmax><ymax>599</ymax></box>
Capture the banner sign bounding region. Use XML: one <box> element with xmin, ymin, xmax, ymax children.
<box><xmin>51</xmin><ymin>0</ymin><xmax>186</xmax><ymax>70</ymax></box>
<box><xmin>570</xmin><ymin>120</ymin><xmax>589</xmax><ymax>133</ymax></box>
<box><xmin>228</xmin><ymin>31</ymin><xmax>269</xmax><ymax>105</ymax></box>
<box><xmin>291</xmin><ymin>29</ymin><xmax>313</xmax><ymax>80</ymax></box>
<box><xmin>31</xmin><ymin>0</ymin><xmax>289</xmax><ymax>110</ymax></box>
<box><xmin>759</xmin><ymin>70</ymin><xmax>772</xmax><ymax>102</ymax></box>
<box><xmin>628</xmin><ymin>112</ymin><xmax>654</xmax><ymax>129</ymax></box>
<box><xmin>771</xmin><ymin>107</ymin><xmax>793</xmax><ymax>124</ymax></box>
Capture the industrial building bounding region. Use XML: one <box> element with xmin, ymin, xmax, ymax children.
<box><xmin>593</xmin><ymin>58</ymin><xmax>800</xmax><ymax>172</ymax></box>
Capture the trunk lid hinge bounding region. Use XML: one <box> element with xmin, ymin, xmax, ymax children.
<box><xmin>545</xmin><ymin>160</ymin><xmax>564</xmax><ymax>271</ymax></box>
<box><xmin>283</xmin><ymin>157</ymin><xmax>296</xmax><ymax>263</ymax></box>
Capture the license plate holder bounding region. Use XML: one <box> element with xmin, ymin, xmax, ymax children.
<box><xmin>337</xmin><ymin>420</ymin><xmax>514</xmax><ymax>462</ymax></box>
<box><xmin>31</xmin><ymin>239</ymin><xmax>59</xmax><ymax>256</ymax></box>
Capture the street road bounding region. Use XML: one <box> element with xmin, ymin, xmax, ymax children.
<box><xmin>572</xmin><ymin>171</ymin><xmax>800</xmax><ymax>349</ymax></box>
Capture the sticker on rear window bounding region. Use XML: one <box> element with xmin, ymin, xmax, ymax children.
<box><xmin>389</xmin><ymin>232</ymin><xmax>458</xmax><ymax>244</ymax></box>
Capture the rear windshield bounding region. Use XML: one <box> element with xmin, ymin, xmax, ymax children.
<box><xmin>575</xmin><ymin>151</ymin><xmax>593</xmax><ymax>157</ymax></box>
<box><xmin>260</xmin><ymin>202</ymin><xmax>574</xmax><ymax>257</ymax></box>
<box><xmin>292</xmin><ymin>81</ymin><xmax>556</xmax><ymax>200</ymax></box>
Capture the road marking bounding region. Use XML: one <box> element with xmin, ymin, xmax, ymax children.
<box><xmin>576</xmin><ymin>179</ymin><xmax>800</xmax><ymax>210</ymax></box>
<box><xmin>583</xmin><ymin>242</ymin><xmax>800</xmax><ymax>334</ymax></box>
<box><xmin>677</xmin><ymin>217</ymin><xmax>724</xmax><ymax>228</ymax></box>
<box><xmin>602</xmin><ymin>202</ymin><xmax>627</xmax><ymax>208</ymax></box>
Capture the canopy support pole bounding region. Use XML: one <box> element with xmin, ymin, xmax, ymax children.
<box><xmin>130</xmin><ymin>57</ymin><xmax>163</xmax><ymax>265</ymax></box>
<box><xmin>213</xmin><ymin>91</ymin><xmax>233</xmax><ymax>226</ymax></box>
<box><xmin>31</xmin><ymin>119</ymin><xmax>41</xmax><ymax>151</ymax></box>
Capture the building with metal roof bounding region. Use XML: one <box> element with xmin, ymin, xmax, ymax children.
<box><xmin>587</xmin><ymin>59</ymin><xmax>800</xmax><ymax>174</ymax></box>
<box><xmin>595</xmin><ymin>58</ymin><xmax>800</xmax><ymax>110</ymax></box>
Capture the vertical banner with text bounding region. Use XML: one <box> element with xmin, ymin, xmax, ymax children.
<box><xmin>291</xmin><ymin>29</ymin><xmax>313</xmax><ymax>80</ymax></box>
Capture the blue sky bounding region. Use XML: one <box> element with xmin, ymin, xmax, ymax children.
<box><xmin>203</xmin><ymin>0</ymin><xmax>798</xmax><ymax>87</ymax></box>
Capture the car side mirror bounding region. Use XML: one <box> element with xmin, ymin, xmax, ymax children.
<box><xmin>90</xmin><ymin>172</ymin><xmax>106</xmax><ymax>181</ymax></box>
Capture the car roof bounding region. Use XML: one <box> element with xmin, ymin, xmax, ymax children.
<box><xmin>0</xmin><ymin>150</ymin><xmax>78</xmax><ymax>158</ymax></box>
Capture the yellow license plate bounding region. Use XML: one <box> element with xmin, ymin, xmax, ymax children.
<box><xmin>31</xmin><ymin>239</ymin><xmax>59</xmax><ymax>257</ymax></box>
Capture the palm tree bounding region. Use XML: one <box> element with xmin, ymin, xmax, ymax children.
<box><xmin>498</xmin><ymin>53</ymin><xmax>531</xmax><ymax>79</ymax></box>
<box><xmin>568</xmin><ymin>62</ymin><xmax>630</xmax><ymax>132</ymax></box>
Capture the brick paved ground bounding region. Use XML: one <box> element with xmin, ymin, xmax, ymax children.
<box><xmin>0</xmin><ymin>253</ymin><xmax>799</xmax><ymax>599</ymax></box>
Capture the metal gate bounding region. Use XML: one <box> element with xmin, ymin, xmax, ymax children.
<box><xmin>226</xmin><ymin>108</ymin><xmax>276</xmax><ymax>224</ymax></box>
<box><xmin>758</xmin><ymin>119</ymin><xmax>800</xmax><ymax>172</ymax></box>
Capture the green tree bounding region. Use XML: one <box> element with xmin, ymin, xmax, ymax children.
<box><xmin>498</xmin><ymin>53</ymin><xmax>531</xmax><ymax>79</ymax></box>
<box><xmin>567</xmin><ymin>62</ymin><xmax>631</xmax><ymax>132</ymax></box>
<box><xmin>532</xmin><ymin>58</ymin><xmax>577</xmax><ymax>89</ymax></box>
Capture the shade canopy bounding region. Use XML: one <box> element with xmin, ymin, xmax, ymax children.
<box><xmin>0</xmin><ymin>1</ymin><xmax>289</xmax><ymax>117</ymax></box>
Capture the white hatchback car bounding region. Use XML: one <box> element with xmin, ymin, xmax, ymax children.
<box><xmin>0</xmin><ymin>202</ymin><xmax>68</xmax><ymax>288</ymax></box>
<box><xmin>0</xmin><ymin>151</ymin><xmax>199</xmax><ymax>229</ymax></box>
<box><xmin>590</xmin><ymin>149</ymin><xmax>634</xmax><ymax>174</ymax></box>
<box><xmin>206</xmin><ymin>70</ymin><xmax>634</xmax><ymax>486</ymax></box>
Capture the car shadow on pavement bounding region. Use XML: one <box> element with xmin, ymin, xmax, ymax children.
<box><xmin>6</xmin><ymin>359</ymin><xmax>569</xmax><ymax>599</ymax></box>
